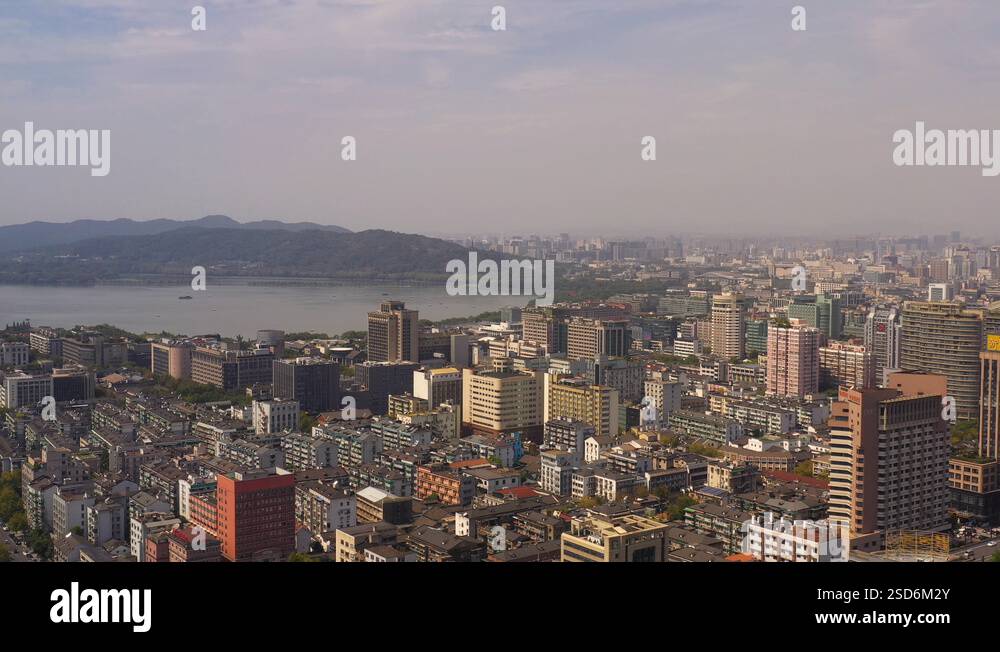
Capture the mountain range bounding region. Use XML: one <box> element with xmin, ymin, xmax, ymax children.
<box><xmin>0</xmin><ymin>215</ymin><xmax>351</xmax><ymax>253</ymax></box>
<box><xmin>0</xmin><ymin>221</ymin><xmax>477</xmax><ymax>285</ymax></box>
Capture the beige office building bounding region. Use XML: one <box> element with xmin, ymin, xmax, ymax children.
<box><xmin>150</xmin><ymin>342</ymin><xmax>192</xmax><ymax>380</ymax></box>
<box><xmin>544</xmin><ymin>376</ymin><xmax>619</xmax><ymax>438</ymax></box>
<box><xmin>561</xmin><ymin>514</ymin><xmax>668</xmax><ymax>562</ymax></box>
<box><xmin>818</xmin><ymin>342</ymin><xmax>874</xmax><ymax>390</ymax></box>
<box><xmin>461</xmin><ymin>368</ymin><xmax>544</xmax><ymax>441</ymax></box>
<box><xmin>565</xmin><ymin>318</ymin><xmax>631</xmax><ymax>360</ymax></box>
<box><xmin>711</xmin><ymin>293</ymin><xmax>746</xmax><ymax>360</ymax></box>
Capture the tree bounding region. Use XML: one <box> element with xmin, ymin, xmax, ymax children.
<box><xmin>288</xmin><ymin>552</ymin><xmax>320</xmax><ymax>562</ymax></box>
<box><xmin>0</xmin><ymin>486</ymin><xmax>19</xmax><ymax>520</ymax></box>
<box><xmin>794</xmin><ymin>460</ymin><xmax>814</xmax><ymax>477</ymax></box>
<box><xmin>659</xmin><ymin>434</ymin><xmax>679</xmax><ymax>447</ymax></box>
<box><xmin>299</xmin><ymin>414</ymin><xmax>317</xmax><ymax>432</ymax></box>
<box><xmin>664</xmin><ymin>494</ymin><xmax>696</xmax><ymax>521</ymax></box>
<box><xmin>7</xmin><ymin>511</ymin><xmax>28</xmax><ymax>533</ymax></box>
<box><xmin>28</xmin><ymin>528</ymin><xmax>53</xmax><ymax>560</ymax></box>
<box><xmin>71</xmin><ymin>526</ymin><xmax>84</xmax><ymax>537</ymax></box>
<box><xmin>688</xmin><ymin>442</ymin><xmax>723</xmax><ymax>458</ymax></box>
<box><xmin>951</xmin><ymin>420</ymin><xmax>979</xmax><ymax>447</ymax></box>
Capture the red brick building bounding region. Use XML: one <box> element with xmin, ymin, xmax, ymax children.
<box><xmin>217</xmin><ymin>469</ymin><xmax>295</xmax><ymax>562</ymax></box>
<box><xmin>415</xmin><ymin>465</ymin><xmax>475</xmax><ymax>506</ymax></box>
<box><xmin>189</xmin><ymin>492</ymin><xmax>219</xmax><ymax>536</ymax></box>
<box><xmin>144</xmin><ymin>531</ymin><xmax>171</xmax><ymax>562</ymax></box>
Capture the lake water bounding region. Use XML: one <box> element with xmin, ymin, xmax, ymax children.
<box><xmin>0</xmin><ymin>282</ymin><xmax>519</xmax><ymax>337</ymax></box>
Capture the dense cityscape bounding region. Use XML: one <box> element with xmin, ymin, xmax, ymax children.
<box><xmin>6</xmin><ymin>0</ymin><xmax>1000</xmax><ymax>634</ymax></box>
<box><xmin>2</xmin><ymin>231</ymin><xmax>999</xmax><ymax>566</ymax></box>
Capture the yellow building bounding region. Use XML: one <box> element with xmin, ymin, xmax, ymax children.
<box><xmin>545</xmin><ymin>376</ymin><xmax>619</xmax><ymax>437</ymax></box>
<box><xmin>561</xmin><ymin>514</ymin><xmax>668</xmax><ymax>562</ymax></box>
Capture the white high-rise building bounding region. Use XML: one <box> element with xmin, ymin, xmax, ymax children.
<box><xmin>864</xmin><ymin>306</ymin><xmax>901</xmax><ymax>386</ymax></box>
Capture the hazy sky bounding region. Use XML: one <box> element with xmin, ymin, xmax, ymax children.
<box><xmin>2</xmin><ymin>0</ymin><xmax>1000</xmax><ymax>238</ymax></box>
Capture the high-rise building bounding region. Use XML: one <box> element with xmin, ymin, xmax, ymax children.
<box><xmin>61</xmin><ymin>333</ymin><xmax>127</xmax><ymax>368</ymax></box>
<box><xmin>544</xmin><ymin>377</ymin><xmax>619</xmax><ymax>438</ymax></box>
<box><xmin>0</xmin><ymin>341</ymin><xmax>29</xmax><ymax>367</ymax></box>
<box><xmin>29</xmin><ymin>327</ymin><xmax>62</xmax><ymax>358</ymax></box>
<box><xmin>272</xmin><ymin>357</ymin><xmax>340</xmax><ymax>413</ymax></box>
<box><xmin>412</xmin><ymin>367</ymin><xmax>462</xmax><ymax>409</ymax></box>
<box><xmin>449</xmin><ymin>333</ymin><xmax>471</xmax><ymax>368</ymax></box>
<box><xmin>543</xmin><ymin>417</ymin><xmax>594</xmax><ymax>453</ymax></box>
<box><xmin>711</xmin><ymin>293</ymin><xmax>746</xmax><ymax>359</ymax></box>
<box><xmin>979</xmin><ymin>341</ymin><xmax>1000</xmax><ymax>460</ymax></box>
<box><xmin>367</xmin><ymin>300</ymin><xmax>418</xmax><ymax>363</ymax></box>
<box><xmin>357</xmin><ymin>361</ymin><xmax>420</xmax><ymax>415</ymax></box>
<box><xmin>864</xmin><ymin>306</ymin><xmax>901</xmax><ymax>384</ymax></box>
<box><xmin>522</xmin><ymin>308</ymin><xmax>564</xmax><ymax>354</ymax></box>
<box><xmin>566</xmin><ymin>318</ymin><xmax>632</xmax><ymax>360</ymax></box>
<box><xmin>461</xmin><ymin>367</ymin><xmax>544</xmax><ymax>442</ymax></box>
<box><xmin>52</xmin><ymin>366</ymin><xmax>96</xmax><ymax>402</ymax></box>
<box><xmin>828</xmin><ymin>374</ymin><xmax>950</xmax><ymax>537</ymax></box>
<box><xmin>788</xmin><ymin>292</ymin><xmax>842</xmax><ymax>339</ymax></box>
<box><xmin>0</xmin><ymin>371</ymin><xmax>52</xmax><ymax>409</ymax></box>
<box><xmin>252</xmin><ymin>398</ymin><xmax>300</xmax><ymax>435</ymax></box>
<box><xmin>928</xmin><ymin>258</ymin><xmax>950</xmax><ymax>282</ymax></box>
<box><xmin>927</xmin><ymin>283</ymin><xmax>953</xmax><ymax>302</ymax></box>
<box><xmin>191</xmin><ymin>346</ymin><xmax>274</xmax><ymax>392</ymax></box>
<box><xmin>589</xmin><ymin>356</ymin><xmax>644</xmax><ymax>402</ymax></box>
<box><xmin>150</xmin><ymin>341</ymin><xmax>192</xmax><ymax>380</ymax></box>
<box><xmin>744</xmin><ymin>318</ymin><xmax>768</xmax><ymax>356</ymax></box>
<box><xmin>643</xmin><ymin>379</ymin><xmax>683</xmax><ymax>425</ymax></box>
<box><xmin>950</xmin><ymin>343</ymin><xmax>1000</xmax><ymax>524</ymax></box>
<box><xmin>766</xmin><ymin>322</ymin><xmax>820</xmax><ymax>398</ymax></box>
<box><xmin>216</xmin><ymin>468</ymin><xmax>295</xmax><ymax>562</ymax></box>
<box><xmin>900</xmin><ymin>301</ymin><xmax>982</xmax><ymax>419</ymax></box>
<box><xmin>819</xmin><ymin>342</ymin><xmax>874</xmax><ymax>390</ymax></box>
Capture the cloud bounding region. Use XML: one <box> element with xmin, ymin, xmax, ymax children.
<box><xmin>2</xmin><ymin>0</ymin><xmax>1000</xmax><ymax>239</ymax></box>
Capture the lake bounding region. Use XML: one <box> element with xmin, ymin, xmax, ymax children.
<box><xmin>0</xmin><ymin>282</ymin><xmax>520</xmax><ymax>337</ymax></box>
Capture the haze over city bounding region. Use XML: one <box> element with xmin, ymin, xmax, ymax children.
<box><xmin>2</xmin><ymin>0</ymin><xmax>1000</xmax><ymax>236</ymax></box>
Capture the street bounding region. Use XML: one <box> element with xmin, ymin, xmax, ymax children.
<box><xmin>0</xmin><ymin>525</ymin><xmax>33</xmax><ymax>563</ymax></box>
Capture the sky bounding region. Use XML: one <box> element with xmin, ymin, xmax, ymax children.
<box><xmin>1</xmin><ymin>0</ymin><xmax>1000</xmax><ymax>238</ymax></box>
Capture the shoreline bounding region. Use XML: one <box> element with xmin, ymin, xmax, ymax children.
<box><xmin>0</xmin><ymin>275</ymin><xmax>446</xmax><ymax>289</ymax></box>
